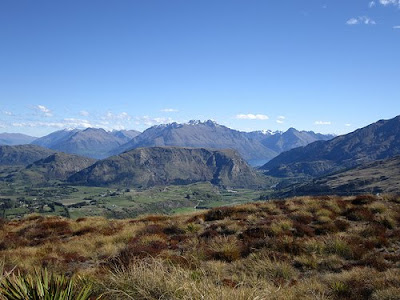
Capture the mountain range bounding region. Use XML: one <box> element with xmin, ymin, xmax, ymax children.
<box><xmin>262</xmin><ymin>115</ymin><xmax>400</xmax><ymax>178</ymax></box>
<box><xmin>110</xmin><ymin>120</ymin><xmax>333</xmax><ymax>166</ymax></box>
<box><xmin>32</xmin><ymin>128</ymin><xmax>141</xmax><ymax>159</ymax></box>
<box><xmin>68</xmin><ymin>146</ymin><xmax>264</xmax><ymax>188</ymax></box>
<box><xmin>0</xmin><ymin>121</ymin><xmax>333</xmax><ymax>165</ymax></box>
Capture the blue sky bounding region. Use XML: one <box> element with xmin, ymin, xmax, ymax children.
<box><xmin>0</xmin><ymin>0</ymin><xmax>399</xmax><ymax>137</ymax></box>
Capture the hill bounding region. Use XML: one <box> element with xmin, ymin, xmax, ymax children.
<box><xmin>0</xmin><ymin>145</ymin><xmax>56</xmax><ymax>166</ymax></box>
<box><xmin>261</xmin><ymin>115</ymin><xmax>400</xmax><ymax>177</ymax></box>
<box><xmin>7</xmin><ymin>152</ymin><xmax>96</xmax><ymax>184</ymax></box>
<box><xmin>0</xmin><ymin>133</ymin><xmax>37</xmax><ymax>145</ymax></box>
<box><xmin>32</xmin><ymin>128</ymin><xmax>141</xmax><ymax>159</ymax></box>
<box><xmin>69</xmin><ymin>146</ymin><xmax>263</xmax><ymax>188</ymax></box>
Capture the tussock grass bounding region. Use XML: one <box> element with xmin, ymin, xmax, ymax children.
<box><xmin>1</xmin><ymin>194</ymin><xmax>400</xmax><ymax>299</ymax></box>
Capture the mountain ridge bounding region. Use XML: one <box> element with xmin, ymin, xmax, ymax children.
<box><xmin>261</xmin><ymin>115</ymin><xmax>400</xmax><ymax>177</ymax></box>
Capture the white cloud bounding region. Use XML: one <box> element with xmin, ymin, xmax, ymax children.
<box><xmin>102</xmin><ymin>111</ymin><xmax>131</xmax><ymax>121</ymax></box>
<box><xmin>276</xmin><ymin>116</ymin><xmax>285</xmax><ymax>124</ymax></box>
<box><xmin>135</xmin><ymin>116</ymin><xmax>174</xmax><ymax>126</ymax></box>
<box><xmin>393</xmin><ymin>25</ymin><xmax>400</xmax><ymax>29</ymax></box>
<box><xmin>346</xmin><ymin>16</ymin><xmax>376</xmax><ymax>25</ymax></box>
<box><xmin>236</xmin><ymin>114</ymin><xmax>269</xmax><ymax>120</ymax></box>
<box><xmin>161</xmin><ymin>108</ymin><xmax>179</xmax><ymax>112</ymax></box>
<box><xmin>345</xmin><ymin>123</ymin><xmax>352</xmax><ymax>127</ymax></box>
<box><xmin>3</xmin><ymin>111</ymin><xmax>13</xmax><ymax>116</ymax></box>
<box><xmin>379</xmin><ymin>0</ymin><xmax>400</xmax><ymax>6</ymax></box>
<box><xmin>369</xmin><ymin>1</ymin><xmax>376</xmax><ymax>7</ymax></box>
<box><xmin>80</xmin><ymin>110</ymin><xmax>89</xmax><ymax>117</ymax></box>
<box><xmin>315</xmin><ymin>121</ymin><xmax>332</xmax><ymax>125</ymax></box>
<box><xmin>35</xmin><ymin>105</ymin><xmax>53</xmax><ymax>117</ymax></box>
<box><xmin>63</xmin><ymin>118</ymin><xmax>93</xmax><ymax>128</ymax></box>
<box><xmin>11</xmin><ymin>118</ymin><xmax>94</xmax><ymax>129</ymax></box>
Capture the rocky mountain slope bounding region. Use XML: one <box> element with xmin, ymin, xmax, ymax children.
<box><xmin>32</xmin><ymin>128</ymin><xmax>140</xmax><ymax>159</ymax></box>
<box><xmin>0</xmin><ymin>133</ymin><xmax>37</xmax><ymax>145</ymax></box>
<box><xmin>261</xmin><ymin>115</ymin><xmax>400</xmax><ymax>177</ymax></box>
<box><xmin>0</xmin><ymin>145</ymin><xmax>56</xmax><ymax>166</ymax></box>
<box><xmin>69</xmin><ymin>146</ymin><xmax>264</xmax><ymax>188</ymax></box>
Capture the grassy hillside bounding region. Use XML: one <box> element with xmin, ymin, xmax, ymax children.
<box><xmin>1</xmin><ymin>194</ymin><xmax>399</xmax><ymax>299</ymax></box>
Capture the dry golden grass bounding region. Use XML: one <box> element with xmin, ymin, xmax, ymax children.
<box><xmin>1</xmin><ymin>194</ymin><xmax>400</xmax><ymax>299</ymax></box>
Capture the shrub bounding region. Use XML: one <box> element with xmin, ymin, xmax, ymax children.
<box><xmin>0</xmin><ymin>269</ymin><xmax>93</xmax><ymax>300</ymax></box>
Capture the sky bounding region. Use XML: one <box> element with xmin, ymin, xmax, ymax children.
<box><xmin>0</xmin><ymin>0</ymin><xmax>399</xmax><ymax>137</ymax></box>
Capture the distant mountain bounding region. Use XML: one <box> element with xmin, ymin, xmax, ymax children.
<box><xmin>275</xmin><ymin>156</ymin><xmax>400</xmax><ymax>197</ymax></box>
<box><xmin>112</xmin><ymin>121</ymin><xmax>333</xmax><ymax>166</ymax></box>
<box><xmin>111</xmin><ymin>130</ymin><xmax>141</xmax><ymax>140</ymax></box>
<box><xmin>244</xmin><ymin>130</ymin><xmax>275</xmax><ymax>141</ymax></box>
<box><xmin>69</xmin><ymin>146</ymin><xmax>264</xmax><ymax>188</ymax></box>
<box><xmin>112</xmin><ymin>120</ymin><xmax>278</xmax><ymax>166</ymax></box>
<box><xmin>0</xmin><ymin>145</ymin><xmax>56</xmax><ymax>166</ymax></box>
<box><xmin>0</xmin><ymin>133</ymin><xmax>37</xmax><ymax>145</ymax></box>
<box><xmin>8</xmin><ymin>152</ymin><xmax>96</xmax><ymax>184</ymax></box>
<box><xmin>261</xmin><ymin>115</ymin><xmax>400</xmax><ymax>177</ymax></box>
<box><xmin>260</xmin><ymin>128</ymin><xmax>335</xmax><ymax>153</ymax></box>
<box><xmin>32</xmin><ymin>128</ymin><xmax>141</xmax><ymax>159</ymax></box>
